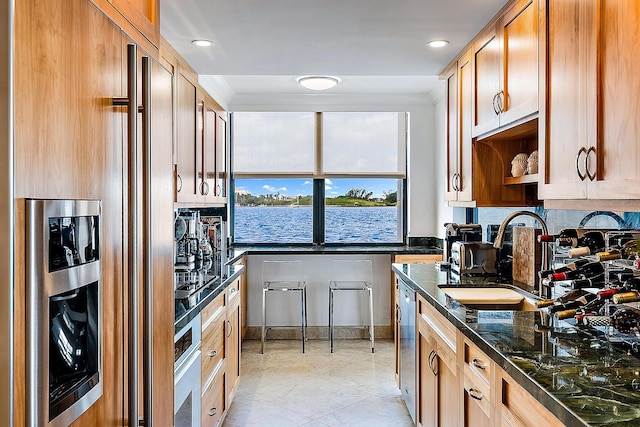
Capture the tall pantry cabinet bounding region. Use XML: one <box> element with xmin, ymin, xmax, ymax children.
<box><xmin>13</xmin><ymin>0</ymin><xmax>174</xmax><ymax>425</ymax></box>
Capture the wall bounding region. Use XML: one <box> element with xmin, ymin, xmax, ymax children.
<box><xmin>245</xmin><ymin>254</ymin><xmax>392</xmax><ymax>329</ymax></box>
<box><xmin>432</xmin><ymin>84</ymin><xmax>454</xmax><ymax>240</ymax></box>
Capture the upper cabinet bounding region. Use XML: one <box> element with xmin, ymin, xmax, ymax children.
<box><xmin>91</xmin><ymin>0</ymin><xmax>160</xmax><ymax>50</ymax></box>
<box><xmin>445</xmin><ymin>50</ymin><xmax>474</xmax><ymax>205</ymax></box>
<box><xmin>539</xmin><ymin>0</ymin><xmax>640</xmax><ymax>202</ymax></box>
<box><xmin>472</xmin><ymin>0</ymin><xmax>539</xmax><ymax>138</ymax></box>
<box><xmin>174</xmin><ymin>60</ymin><xmax>227</xmax><ymax>206</ymax></box>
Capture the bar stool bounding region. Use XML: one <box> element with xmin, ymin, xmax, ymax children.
<box><xmin>262</xmin><ymin>260</ymin><xmax>307</xmax><ymax>354</ymax></box>
<box><xmin>329</xmin><ymin>259</ymin><xmax>374</xmax><ymax>353</ymax></box>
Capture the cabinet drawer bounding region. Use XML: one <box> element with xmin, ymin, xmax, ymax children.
<box><xmin>497</xmin><ymin>369</ymin><xmax>564</xmax><ymax>427</ymax></box>
<box><xmin>202</xmin><ymin>293</ymin><xmax>225</xmax><ymax>327</ymax></box>
<box><xmin>227</xmin><ymin>279</ymin><xmax>241</xmax><ymax>311</ymax></box>
<box><xmin>463</xmin><ymin>372</ymin><xmax>492</xmax><ymax>418</ymax></box>
<box><xmin>201</xmin><ymin>317</ymin><xmax>225</xmax><ymax>382</ymax></box>
<box><xmin>463</xmin><ymin>339</ymin><xmax>493</xmax><ymax>387</ymax></box>
<box><xmin>417</xmin><ymin>296</ymin><xmax>457</xmax><ymax>352</ymax></box>
<box><xmin>201</xmin><ymin>367</ymin><xmax>226</xmax><ymax>427</ymax></box>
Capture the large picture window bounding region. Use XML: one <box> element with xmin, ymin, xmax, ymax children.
<box><xmin>231</xmin><ymin>112</ymin><xmax>406</xmax><ymax>244</ymax></box>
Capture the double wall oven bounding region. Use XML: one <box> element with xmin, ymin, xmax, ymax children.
<box><xmin>26</xmin><ymin>199</ymin><xmax>102</xmax><ymax>426</ymax></box>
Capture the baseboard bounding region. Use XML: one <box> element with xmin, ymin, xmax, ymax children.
<box><xmin>244</xmin><ymin>325</ymin><xmax>393</xmax><ymax>341</ymax></box>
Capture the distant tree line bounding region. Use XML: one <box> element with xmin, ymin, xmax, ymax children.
<box><xmin>235</xmin><ymin>188</ymin><xmax>397</xmax><ymax>207</ymax></box>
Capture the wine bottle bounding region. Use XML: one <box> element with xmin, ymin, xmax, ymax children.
<box><xmin>537</xmin><ymin>289</ymin><xmax>598</xmax><ymax>312</ymax></box>
<box><xmin>557</xmin><ymin>231</ymin><xmax>606</xmax><ymax>257</ymax></box>
<box><xmin>611</xmin><ymin>308</ymin><xmax>640</xmax><ymax>334</ymax></box>
<box><xmin>537</xmin><ymin>258</ymin><xmax>590</xmax><ymax>280</ymax></box>
<box><xmin>548</xmin><ymin>261</ymin><xmax>605</xmax><ymax>282</ymax></box>
<box><xmin>537</xmin><ymin>229</ymin><xmax>580</xmax><ymax>243</ymax></box>
<box><xmin>570</xmin><ymin>275</ymin><xmax>605</xmax><ymax>289</ymax></box>
<box><xmin>612</xmin><ymin>291</ymin><xmax>640</xmax><ymax>304</ymax></box>
<box><xmin>596</xmin><ymin>240</ymin><xmax>640</xmax><ymax>261</ymax></box>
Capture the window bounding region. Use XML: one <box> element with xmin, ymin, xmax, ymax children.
<box><xmin>232</xmin><ymin>112</ymin><xmax>406</xmax><ymax>244</ymax></box>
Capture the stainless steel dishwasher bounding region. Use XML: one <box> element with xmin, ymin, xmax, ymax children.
<box><xmin>399</xmin><ymin>280</ymin><xmax>416</xmax><ymax>423</ymax></box>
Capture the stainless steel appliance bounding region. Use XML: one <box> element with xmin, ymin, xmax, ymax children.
<box><xmin>444</xmin><ymin>223</ymin><xmax>482</xmax><ymax>263</ymax></box>
<box><xmin>26</xmin><ymin>199</ymin><xmax>102</xmax><ymax>427</ymax></box>
<box><xmin>174</xmin><ymin>209</ymin><xmax>226</xmax><ymax>300</ymax></box>
<box><xmin>450</xmin><ymin>241</ymin><xmax>498</xmax><ymax>276</ymax></box>
<box><xmin>399</xmin><ymin>280</ymin><xmax>416</xmax><ymax>423</ymax></box>
<box><xmin>174</xmin><ymin>314</ymin><xmax>201</xmax><ymax>427</ymax></box>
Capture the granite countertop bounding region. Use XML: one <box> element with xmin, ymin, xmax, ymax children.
<box><xmin>392</xmin><ymin>262</ymin><xmax>640</xmax><ymax>427</ymax></box>
<box><xmin>174</xmin><ymin>264</ymin><xmax>245</xmax><ymax>333</ymax></box>
<box><xmin>227</xmin><ymin>244</ymin><xmax>442</xmax><ymax>264</ymax></box>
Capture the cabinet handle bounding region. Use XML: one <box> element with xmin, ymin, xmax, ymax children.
<box><xmin>207</xmin><ymin>350</ymin><xmax>218</xmax><ymax>357</ymax></box>
<box><xmin>227</xmin><ymin>319</ymin><xmax>233</xmax><ymax>337</ymax></box>
<box><xmin>208</xmin><ymin>407</ymin><xmax>218</xmax><ymax>416</ymax></box>
<box><xmin>468</xmin><ymin>387</ymin><xmax>484</xmax><ymax>401</ymax></box>
<box><xmin>216</xmin><ymin>184</ymin><xmax>222</xmax><ymax>196</ymax></box>
<box><xmin>496</xmin><ymin>90</ymin><xmax>505</xmax><ymax>113</ymax></box>
<box><xmin>200</xmin><ymin>180</ymin><xmax>210</xmax><ymax>195</ymax></box>
<box><xmin>471</xmin><ymin>358</ymin><xmax>486</xmax><ymax>370</ymax></box>
<box><xmin>586</xmin><ymin>146</ymin><xmax>597</xmax><ymax>181</ymax></box>
<box><xmin>427</xmin><ymin>349</ymin><xmax>434</xmax><ymax>374</ymax></box>
<box><xmin>455</xmin><ymin>173</ymin><xmax>461</xmax><ymax>191</ymax></box>
<box><xmin>176</xmin><ymin>173</ymin><xmax>183</xmax><ymax>192</ymax></box>
<box><xmin>575</xmin><ymin>147</ymin><xmax>587</xmax><ymax>181</ymax></box>
<box><xmin>492</xmin><ymin>93</ymin><xmax>500</xmax><ymax>115</ymax></box>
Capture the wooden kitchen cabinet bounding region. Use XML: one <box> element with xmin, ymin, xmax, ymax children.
<box><xmin>445</xmin><ymin>49</ymin><xmax>474</xmax><ymax>205</ymax></box>
<box><xmin>201</xmin><ymin>291</ymin><xmax>228</xmax><ymax>427</ymax></box>
<box><xmin>473</xmin><ymin>0</ymin><xmax>539</xmax><ymax>138</ymax></box>
<box><xmin>176</xmin><ymin>67</ymin><xmax>199</xmax><ymax>203</ymax></box>
<box><xmin>226</xmin><ymin>278</ymin><xmax>242</xmax><ymax>405</ymax></box>
<box><xmin>90</xmin><ymin>0</ymin><xmax>160</xmax><ymax>50</ymax></box>
<box><xmin>461</xmin><ymin>338</ymin><xmax>495</xmax><ymax>426</ymax></box>
<box><xmin>416</xmin><ymin>295</ymin><xmax>460</xmax><ymax>427</ymax></box>
<box><xmin>215</xmin><ymin>112</ymin><xmax>229</xmax><ymax>201</ymax></box>
<box><xmin>496</xmin><ymin>368</ymin><xmax>564</xmax><ymax>427</ymax></box>
<box><xmin>540</xmin><ymin>0</ymin><xmax>640</xmax><ymax>202</ymax></box>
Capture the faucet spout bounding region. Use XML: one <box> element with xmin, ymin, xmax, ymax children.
<box><xmin>493</xmin><ymin>211</ymin><xmax>550</xmax><ymax>296</ymax></box>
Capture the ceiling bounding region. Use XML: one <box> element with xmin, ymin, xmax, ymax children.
<box><xmin>160</xmin><ymin>0</ymin><xmax>509</xmax><ymax>106</ymax></box>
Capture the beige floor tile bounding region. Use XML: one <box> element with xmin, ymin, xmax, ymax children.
<box><xmin>222</xmin><ymin>339</ymin><xmax>413</xmax><ymax>427</ymax></box>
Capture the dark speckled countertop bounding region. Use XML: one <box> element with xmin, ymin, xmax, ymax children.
<box><xmin>392</xmin><ymin>262</ymin><xmax>640</xmax><ymax>427</ymax></box>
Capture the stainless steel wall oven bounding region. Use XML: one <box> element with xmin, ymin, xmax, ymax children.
<box><xmin>26</xmin><ymin>199</ymin><xmax>102</xmax><ymax>426</ymax></box>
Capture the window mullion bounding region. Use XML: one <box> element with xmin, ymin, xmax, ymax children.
<box><xmin>313</xmin><ymin>178</ymin><xmax>325</xmax><ymax>245</ymax></box>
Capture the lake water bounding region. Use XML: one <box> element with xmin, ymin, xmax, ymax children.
<box><xmin>234</xmin><ymin>206</ymin><xmax>399</xmax><ymax>243</ymax></box>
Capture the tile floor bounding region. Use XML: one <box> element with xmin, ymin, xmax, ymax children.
<box><xmin>222</xmin><ymin>339</ymin><xmax>414</xmax><ymax>426</ymax></box>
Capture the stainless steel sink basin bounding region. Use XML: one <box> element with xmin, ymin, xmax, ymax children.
<box><xmin>438</xmin><ymin>285</ymin><xmax>540</xmax><ymax>311</ymax></box>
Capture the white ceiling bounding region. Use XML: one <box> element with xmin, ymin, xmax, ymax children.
<box><xmin>160</xmin><ymin>0</ymin><xmax>509</xmax><ymax>107</ymax></box>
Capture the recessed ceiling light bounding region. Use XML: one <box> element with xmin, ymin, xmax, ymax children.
<box><xmin>297</xmin><ymin>76</ymin><xmax>340</xmax><ymax>91</ymax></box>
<box><xmin>192</xmin><ymin>39</ymin><xmax>214</xmax><ymax>47</ymax></box>
<box><xmin>427</xmin><ymin>40</ymin><xmax>449</xmax><ymax>48</ymax></box>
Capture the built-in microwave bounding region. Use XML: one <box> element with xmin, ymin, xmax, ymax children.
<box><xmin>26</xmin><ymin>199</ymin><xmax>102</xmax><ymax>427</ymax></box>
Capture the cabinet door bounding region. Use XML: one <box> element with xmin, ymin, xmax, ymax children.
<box><xmin>444</xmin><ymin>63</ymin><xmax>459</xmax><ymax>202</ymax></box>
<box><xmin>226</xmin><ymin>280</ymin><xmax>241</xmax><ymax>405</ymax></box>
<box><xmin>417</xmin><ymin>326</ymin><xmax>437</xmax><ymax>427</ymax></box>
<box><xmin>538</xmin><ymin>0</ymin><xmax>593</xmax><ymax>200</ymax></box>
<box><xmin>108</xmin><ymin>0</ymin><xmax>159</xmax><ymax>46</ymax></box>
<box><xmin>202</xmin><ymin>100</ymin><xmax>217</xmax><ymax>203</ymax></box>
<box><xmin>588</xmin><ymin>0</ymin><xmax>640</xmax><ymax>199</ymax></box>
<box><xmin>215</xmin><ymin>112</ymin><xmax>228</xmax><ymax>200</ymax></box>
<box><xmin>176</xmin><ymin>71</ymin><xmax>198</xmax><ymax>203</ymax></box>
<box><xmin>499</xmin><ymin>0</ymin><xmax>539</xmax><ymax>126</ymax></box>
<box><xmin>457</xmin><ymin>49</ymin><xmax>474</xmax><ymax>202</ymax></box>
<box><xmin>472</xmin><ymin>24</ymin><xmax>501</xmax><ymax>137</ymax></box>
<box><xmin>435</xmin><ymin>344</ymin><xmax>460</xmax><ymax>427</ymax></box>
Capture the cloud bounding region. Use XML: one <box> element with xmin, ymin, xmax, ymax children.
<box><xmin>326</xmin><ymin>185</ymin><xmax>333</xmax><ymax>190</ymax></box>
<box><xmin>330</xmin><ymin>191</ymin><xmax>339</xmax><ymax>195</ymax></box>
<box><xmin>303</xmin><ymin>180</ymin><xmax>312</xmax><ymax>185</ymax></box>
<box><xmin>262</xmin><ymin>185</ymin><xmax>287</xmax><ymax>192</ymax></box>
<box><xmin>325</xmin><ymin>178</ymin><xmax>333</xmax><ymax>185</ymax></box>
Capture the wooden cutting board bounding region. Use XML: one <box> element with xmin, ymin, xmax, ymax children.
<box><xmin>512</xmin><ymin>226</ymin><xmax>541</xmax><ymax>288</ymax></box>
<box><xmin>442</xmin><ymin>288</ymin><xmax>524</xmax><ymax>305</ymax></box>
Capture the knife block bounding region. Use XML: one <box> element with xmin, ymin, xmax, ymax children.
<box><xmin>512</xmin><ymin>226</ymin><xmax>541</xmax><ymax>288</ymax></box>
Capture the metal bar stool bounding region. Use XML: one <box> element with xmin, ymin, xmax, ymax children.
<box><xmin>329</xmin><ymin>259</ymin><xmax>374</xmax><ymax>353</ymax></box>
<box><xmin>262</xmin><ymin>260</ymin><xmax>307</xmax><ymax>354</ymax></box>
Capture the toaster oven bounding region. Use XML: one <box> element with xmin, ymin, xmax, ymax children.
<box><xmin>450</xmin><ymin>241</ymin><xmax>497</xmax><ymax>276</ymax></box>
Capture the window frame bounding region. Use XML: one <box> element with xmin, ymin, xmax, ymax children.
<box><xmin>230</xmin><ymin>112</ymin><xmax>407</xmax><ymax>245</ymax></box>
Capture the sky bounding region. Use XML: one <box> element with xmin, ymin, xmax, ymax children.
<box><xmin>235</xmin><ymin>178</ymin><xmax>399</xmax><ymax>198</ymax></box>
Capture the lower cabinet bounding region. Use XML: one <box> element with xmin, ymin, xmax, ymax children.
<box><xmin>200</xmin><ymin>277</ymin><xmax>242</xmax><ymax>426</ymax></box>
<box><xmin>413</xmin><ymin>295</ymin><xmax>564</xmax><ymax>427</ymax></box>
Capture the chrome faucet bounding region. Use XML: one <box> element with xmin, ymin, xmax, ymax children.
<box><xmin>493</xmin><ymin>211</ymin><xmax>550</xmax><ymax>297</ymax></box>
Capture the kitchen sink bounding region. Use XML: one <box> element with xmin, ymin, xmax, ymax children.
<box><xmin>438</xmin><ymin>285</ymin><xmax>540</xmax><ymax>311</ymax></box>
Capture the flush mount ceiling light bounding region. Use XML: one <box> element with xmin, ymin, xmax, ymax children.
<box><xmin>191</xmin><ymin>39</ymin><xmax>214</xmax><ymax>47</ymax></box>
<box><xmin>297</xmin><ymin>76</ymin><xmax>340</xmax><ymax>91</ymax></box>
<box><xmin>427</xmin><ymin>40</ymin><xmax>449</xmax><ymax>48</ymax></box>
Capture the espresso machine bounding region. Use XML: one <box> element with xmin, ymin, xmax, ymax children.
<box><xmin>174</xmin><ymin>210</ymin><xmax>220</xmax><ymax>299</ymax></box>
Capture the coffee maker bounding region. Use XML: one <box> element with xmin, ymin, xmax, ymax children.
<box><xmin>444</xmin><ymin>223</ymin><xmax>483</xmax><ymax>263</ymax></box>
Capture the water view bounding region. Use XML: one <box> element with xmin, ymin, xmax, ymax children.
<box><xmin>234</xmin><ymin>206</ymin><xmax>399</xmax><ymax>243</ymax></box>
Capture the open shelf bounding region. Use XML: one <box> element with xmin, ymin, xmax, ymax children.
<box><xmin>504</xmin><ymin>174</ymin><xmax>539</xmax><ymax>185</ymax></box>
